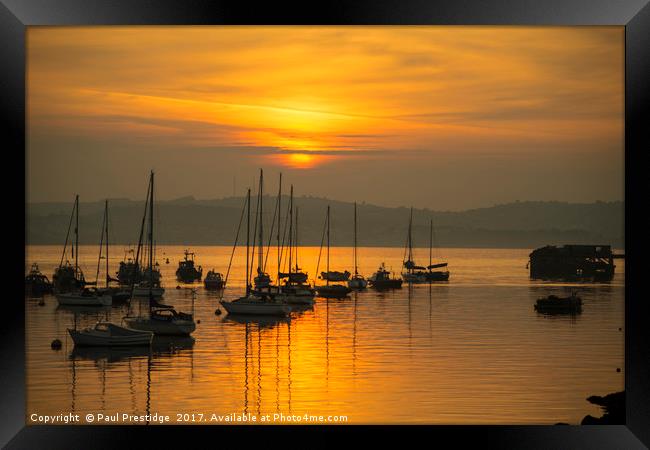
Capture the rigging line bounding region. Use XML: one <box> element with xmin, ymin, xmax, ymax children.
<box><xmin>250</xmin><ymin>180</ymin><xmax>261</xmax><ymax>277</ymax></box>
<box><xmin>314</xmin><ymin>208</ymin><xmax>328</xmax><ymax>284</ymax></box>
<box><xmin>221</xmin><ymin>193</ymin><xmax>248</xmax><ymax>301</ymax></box>
<box><xmin>278</xmin><ymin>200</ymin><xmax>291</xmax><ymax>274</ymax></box>
<box><xmin>59</xmin><ymin>197</ymin><xmax>76</xmax><ymax>267</ymax></box>
<box><xmin>263</xmin><ymin>189</ymin><xmax>279</xmax><ymax>273</ymax></box>
<box><xmin>95</xmin><ymin>203</ymin><xmax>106</xmax><ymax>285</ymax></box>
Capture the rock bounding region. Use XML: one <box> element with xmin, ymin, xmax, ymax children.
<box><xmin>582</xmin><ymin>391</ymin><xmax>625</xmax><ymax>424</ymax></box>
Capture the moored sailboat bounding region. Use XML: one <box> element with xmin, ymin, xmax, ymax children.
<box><xmin>316</xmin><ymin>205</ymin><xmax>352</xmax><ymax>299</ymax></box>
<box><xmin>348</xmin><ymin>202</ymin><xmax>368</xmax><ymax>289</ymax></box>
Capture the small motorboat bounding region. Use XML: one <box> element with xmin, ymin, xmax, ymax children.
<box><xmin>56</xmin><ymin>288</ymin><xmax>112</xmax><ymax>306</ymax></box>
<box><xmin>535</xmin><ymin>292</ymin><xmax>583</xmax><ymax>314</ymax></box>
<box><xmin>368</xmin><ymin>263</ymin><xmax>403</xmax><ymax>290</ymax></box>
<box><xmin>220</xmin><ymin>295</ymin><xmax>291</xmax><ymax>317</ymax></box>
<box><xmin>68</xmin><ymin>322</ymin><xmax>153</xmax><ymax>347</ymax></box>
<box><xmin>347</xmin><ymin>274</ymin><xmax>368</xmax><ymax>290</ymax></box>
<box><xmin>316</xmin><ymin>284</ymin><xmax>352</xmax><ymax>299</ymax></box>
<box><xmin>204</xmin><ymin>270</ymin><xmax>225</xmax><ymax>290</ymax></box>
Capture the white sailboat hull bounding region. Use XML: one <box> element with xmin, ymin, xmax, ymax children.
<box><xmin>56</xmin><ymin>293</ymin><xmax>112</xmax><ymax>306</ymax></box>
<box><xmin>68</xmin><ymin>323</ymin><xmax>153</xmax><ymax>346</ymax></box>
<box><xmin>220</xmin><ymin>300</ymin><xmax>291</xmax><ymax>316</ymax></box>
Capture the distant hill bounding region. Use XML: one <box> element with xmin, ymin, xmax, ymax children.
<box><xmin>26</xmin><ymin>198</ymin><xmax>624</xmax><ymax>249</ymax></box>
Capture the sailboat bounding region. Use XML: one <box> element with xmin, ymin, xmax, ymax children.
<box><xmin>316</xmin><ymin>206</ymin><xmax>352</xmax><ymax>299</ymax></box>
<box><xmin>275</xmin><ymin>185</ymin><xmax>315</xmax><ymax>305</ymax></box>
<box><xmin>348</xmin><ymin>202</ymin><xmax>367</xmax><ymax>289</ymax></box>
<box><xmin>253</xmin><ymin>169</ymin><xmax>272</xmax><ymax>290</ymax></box>
<box><xmin>96</xmin><ymin>200</ymin><xmax>131</xmax><ymax>303</ymax></box>
<box><xmin>52</xmin><ymin>195</ymin><xmax>87</xmax><ymax>294</ymax></box>
<box><xmin>401</xmin><ymin>207</ymin><xmax>429</xmax><ymax>284</ymax></box>
<box><xmin>56</xmin><ymin>196</ymin><xmax>112</xmax><ymax>306</ymax></box>
<box><xmin>131</xmin><ymin>175</ymin><xmax>165</xmax><ymax>298</ymax></box>
<box><xmin>424</xmin><ymin>218</ymin><xmax>450</xmax><ymax>282</ymax></box>
<box><xmin>124</xmin><ymin>171</ymin><xmax>196</xmax><ymax>336</ymax></box>
<box><xmin>220</xmin><ymin>188</ymin><xmax>291</xmax><ymax>317</ymax></box>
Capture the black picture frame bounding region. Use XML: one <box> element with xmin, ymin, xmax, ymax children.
<box><xmin>2</xmin><ymin>1</ymin><xmax>648</xmax><ymax>448</ymax></box>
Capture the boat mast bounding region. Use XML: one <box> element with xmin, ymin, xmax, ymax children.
<box><xmin>258</xmin><ymin>169</ymin><xmax>263</xmax><ymax>275</ymax></box>
<box><xmin>245</xmin><ymin>188</ymin><xmax>251</xmax><ymax>296</ymax></box>
<box><xmin>288</xmin><ymin>185</ymin><xmax>293</xmax><ymax>280</ymax></box>
<box><xmin>294</xmin><ymin>207</ymin><xmax>299</xmax><ymax>271</ymax></box>
<box><xmin>59</xmin><ymin>196</ymin><xmax>76</xmax><ymax>268</ymax></box>
<box><xmin>429</xmin><ymin>218</ymin><xmax>433</xmax><ymax>269</ymax></box>
<box><xmin>149</xmin><ymin>171</ymin><xmax>154</xmax><ymax>298</ymax></box>
<box><xmin>326</xmin><ymin>205</ymin><xmax>330</xmax><ymax>287</ymax></box>
<box><xmin>353</xmin><ymin>202</ymin><xmax>357</xmax><ymax>275</ymax></box>
<box><xmin>75</xmin><ymin>195</ymin><xmax>79</xmax><ymax>279</ymax></box>
<box><xmin>277</xmin><ymin>173</ymin><xmax>282</xmax><ymax>285</ymax></box>
<box><xmin>408</xmin><ymin>207</ymin><xmax>413</xmax><ymax>273</ymax></box>
<box><xmin>106</xmin><ymin>200</ymin><xmax>109</xmax><ymax>287</ymax></box>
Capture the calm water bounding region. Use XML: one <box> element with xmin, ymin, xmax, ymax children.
<box><xmin>25</xmin><ymin>245</ymin><xmax>624</xmax><ymax>424</ymax></box>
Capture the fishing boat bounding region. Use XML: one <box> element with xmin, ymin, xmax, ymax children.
<box><xmin>52</xmin><ymin>195</ymin><xmax>87</xmax><ymax>293</ymax></box>
<box><xmin>220</xmin><ymin>187</ymin><xmax>293</xmax><ymax>316</ymax></box>
<box><xmin>315</xmin><ymin>206</ymin><xmax>352</xmax><ymax>299</ymax></box>
<box><xmin>368</xmin><ymin>263</ymin><xmax>403</xmax><ymax>290</ymax></box>
<box><xmin>535</xmin><ymin>292</ymin><xmax>583</xmax><ymax>314</ymax></box>
<box><xmin>204</xmin><ymin>270</ymin><xmax>225</xmax><ymax>290</ymax></box>
<box><xmin>124</xmin><ymin>171</ymin><xmax>195</xmax><ymax>335</ymax></box>
<box><xmin>25</xmin><ymin>263</ymin><xmax>53</xmax><ymax>296</ymax></box>
<box><xmin>68</xmin><ymin>322</ymin><xmax>153</xmax><ymax>347</ymax></box>
<box><xmin>116</xmin><ymin>247</ymin><xmax>143</xmax><ymax>286</ymax></box>
<box><xmin>176</xmin><ymin>249</ymin><xmax>202</xmax><ymax>283</ymax></box>
<box><xmin>348</xmin><ymin>202</ymin><xmax>368</xmax><ymax>289</ymax></box>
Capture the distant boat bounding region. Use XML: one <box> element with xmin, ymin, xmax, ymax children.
<box><xmin>315</xmin><ymin>205</ymin><xmax>352</xmax><ymax>299</ymax></box>
<box><xmin>424</xmin><ymin>218</ymin><xmax>450</xmax><ymax>282</ymax></box>
<box><xmin>52</xmin><ymin>195</ymin><xmax>87</xmax><ymax>293</ymax></box>
<box><xmin>176</xmin><ymin>249</ymin><xmax>203</xmax><ymax>283</ymax></box>
<box><xmin>253</xmin><ymin>169</ymin><xmax>272</xmax><ymax>290</ymax></box>
<box><xmin>535</xmin><ymin>292</ymin><xmax>583</xmax><ymax>314</ymax></box>
<box><xmin>220</xmin><ymin>187</ymin><xmax>293</xmax><ymax>316</ymax></box>
<box><xmin>57</xmin><ymin>288</ymin><xmax>113</xmax><ymax>306</ymax></box>
<box><xmin>348</xmin><ymin>201</ymin><xmax>368</xmax><ymax>290</ymax></box>
<box><xmin>116</xmin><ymin>247</ymin><xmax>143</xmax><ymax>286</ymax></box>
<box><xmin>25</xmin><ymin>263</ymin><xmax>53</xmax><ymax>296</ymax></box>
<box><xmin>95</xmin><ymin>200</ymin><xmax>131</xmax><ymax>303</ymax></box>
<box><xmin>401</xmin><ymin>208</ymin><xmax>450</xmax><ymax>283</ymax></box>
<box><xmin>204</xmin><ymin>270</ymin><xmax>225</xmax><ymax>290</ymax></box>
<box><xmin>368</xmin><ymin>263</ymin><xmax>403</xmax><ymax>290</ymax></box>
<box><xmin>68</xmin><ymin>322</ymin><xmax>153</xmax><ymax>347</ymax></box>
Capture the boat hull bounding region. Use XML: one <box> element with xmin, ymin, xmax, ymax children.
<box><xmin>220</xmin><ymin>300</ymin><xmax>291</xmax><ymax>317</ymax></box>
<box><xmin>369</xmin><ymin>280</ymin><xmax>403</xmax><ymax>290</ymax></box>
<box><xmin>68</xmin><ymin>325</ymin><xmax>153</xmax><ymax>346</ymax></box>
<box><xmin>123</xmin><ymin>316</ymin><xmax>196</xmax><ymax>336</ymax></box>
<box><xmin>132</xmin><ymin>286</ymin><xmax>165</xmax><ymax>298</ymax></box>
<box><xmin>204</xmin><ymin>280</ymin><xmax>225</xmax><ymax>290</ymax></box>
<box><xmin>316</xmin><ymin>285</ymin><xmax>352</xmax><ymax>298</ymax></box>
<box><xmin>56</xmin><ymin>293</ymin><xmax>112</xmax><ymax>306</ymax></box>
<box><xmin>347</xmin><ymin>278</ymin><xmax>368</xmax><ymax>289</ymax></box>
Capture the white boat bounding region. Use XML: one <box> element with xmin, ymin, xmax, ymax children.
<box><xmin>68</xmin><ymin>322</ymin><xmax>153</xmax><ymax>346</ymax></box>
<box><xmin>56</xmin><ymin>288</ymin><xmax>112</xmax><ymax>306</ymax></box>
<box><xmin>220</xmin><ymin>295</ymin><xmax>291</xmax><ymax>317</ymax></box>
<box><xmin>124</xmin><ymin>308</ymin><xmax>196</xmax><ymax>336</ymax></box>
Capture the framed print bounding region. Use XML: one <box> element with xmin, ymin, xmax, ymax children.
<box><xmin>2</xmin><ymin>0</ymin><xmax>649</xmax><ymax>448</ymax></box>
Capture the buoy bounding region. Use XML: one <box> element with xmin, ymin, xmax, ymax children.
<box><xmin>51</xmin><ymin>339</ymin><xmax>62</xmax><ymax>350</ymax></box>
<box><xmin>618</xmin><ymin>328</ymin><xmax>622</xmax><ymax>331</ymax></box>
<box><xmin>616</xmin><ymin>368</ymin><xmax>621</xmax><ymax>373</ymax></box>
<box><xmin>38</xmin><ymin>299</ymin><xmax>45</xmax><ymax>306</ymax></box>
<box><xmin>215</xmin><ymin>309</ymin><xmax>222</xmax><ymax>316</ymax></box>
<box><xmin>176</xmin><ymin>285</ymin><xmax>181</xmax><ymax>290</ymax></box>
<box><xmin>197</xmin><ymin>319</ymin><xmax>201</xmax><ymax>324</ymax></box>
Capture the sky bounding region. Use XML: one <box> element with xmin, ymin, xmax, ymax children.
<box><xmin>27</xmin><ymin>26</ymin><xmax>624</xmax><ymax>210</ymax></box>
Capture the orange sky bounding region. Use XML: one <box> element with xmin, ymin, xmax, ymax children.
<box><xmin>27</xmin><ymin>26</ymin><xmax>624</xmax><ymax>208</ymax></box>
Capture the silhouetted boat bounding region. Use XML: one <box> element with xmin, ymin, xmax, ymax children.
<box><xmin>57</xmin><ymin>287</ymin><xmax>112</xmax><ymax>306</ymax></box>
<box><xmin>25</xmin><ymin>263</ymin><xmax>53</xmax><ymax>296</ymax></box>
<box><xmin>348</xmin><ymin>202</ymin><xmax>368</xmax><ymax>289</ymax></box>
<box><xmin>68</xmin><ymin>322</ymin><xmax>153</xmax><ymax>346</ymax></box>
<box><xmin>535</xmin><ymin>292</ymin><xmax>583</xmax><ymax>314</ymax></box>
<box><xmin>315</xmin><ymin>206</ymin><xmax>352</xmax><ymax>299</ymax></box>
<box><xmin>94</xmin><ymin>200</ymin><xmax>131</xmax><ymax>303</ymax></box>
<box><xmin>124</xmin><ymin>171</ymin><xmax>194</xmax><ymax>335</ymax></box>
<box><xmin>176</xmin><ymin>249</ymin><xmax>202</xmax><ymax>283</ymax></box>
<box><xmin>368</xmin><ymin>263</ymin><xmax>403</xmax><ymax>290</ymax></box>
<box><xmin>252</xmin><ymin>170</ymin><xmax>272</xmax><ymax>290</ymax></box>
<box><xmin>204</xmin><ymin>270</ymin><xmax>225</xmax><ymax>290</ymax></box>
<box><xmin>116</xmin><ymin>247</ymin><xmax>143</xmax><ymax>286</ymax></box>
<box><xmin>52</xmin><ymin>195</ymin><xmax>87</xmax><ymax>293</ymax></box>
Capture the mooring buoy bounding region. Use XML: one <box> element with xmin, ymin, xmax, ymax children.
<box><xmin>215</xmin><ymin>309</ymin><xmax>222</xmax><ymax>316</ymax></box>
<box><xmin>51</xmin><ymin>339</ymin><xmax>62</xmax><ymax>350</ymax></box>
